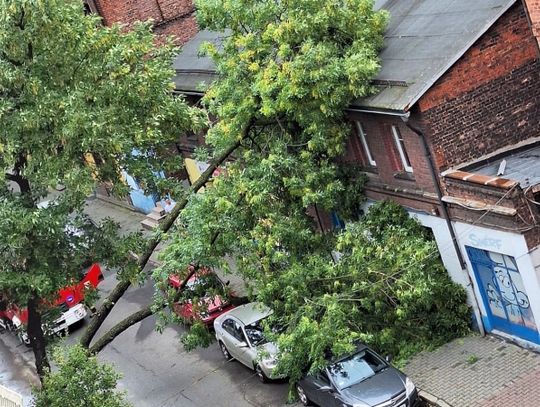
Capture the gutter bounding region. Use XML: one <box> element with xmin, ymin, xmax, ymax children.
<box><xmin>400</xmin><ymin>118</ymin><xmax>466</xmax><ymax>268</ymax></box>
<box><xmin>345</xmin><ymin>106</ymin><xmax>409</xmax><ymax>117</ymax></box>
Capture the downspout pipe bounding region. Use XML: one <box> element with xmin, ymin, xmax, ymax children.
<box><xmin>401</xmin><ymin>116</ymin><xmax>486</xmax><ymax>336</ymax></box>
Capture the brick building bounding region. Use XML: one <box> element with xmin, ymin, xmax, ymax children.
<box><xmin>83</xmin><ymin>0</ymin><xmax>198</xmax><ymax>45</ymax></box>
<box><xmin>172</xmin><ymin>0</ymin><xmax>540</xmax><ymax>347</ymax></box>
<box><xmin>85</xmin><ymin>0</ymin><xmax>540</xmax><ymax>346</ymax></box>
<box><xmin>524</xmin><ymin>0</ymin><xmax>540</xmax><ymax>49</ymax></box>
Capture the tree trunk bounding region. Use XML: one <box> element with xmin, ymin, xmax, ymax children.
<box><xmin>27</xmin><ymin>294</ymin><xmax>50</xmax><ymax>382</ymax></box>
<box><xmin>14</xmin><ymin>157</ymin><xmax>51</xmax><ymax>381</ymax></box>
<box><xmin>88</xmin><ymin>224</ymin><xmax>227</xmax><ymax>352</ymax></box>
<box><xmin>80</xmin><ymin>134</ymin><xmax>248</xmax><ymax>349</ymax></box>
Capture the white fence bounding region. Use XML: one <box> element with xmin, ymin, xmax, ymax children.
<box><xmin>0</xmin><ymin>385</ymin><xmax>23</xmax><ymax>407</ymax></box>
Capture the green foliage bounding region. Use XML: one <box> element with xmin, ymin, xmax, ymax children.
<box><xmin>0</xmin><ymin>0</ymin><xmax>198</xmax><ymax>306</ymax></box>
<box><xmin>33</xmin><ymin>345</ymin><xmax>131</xmax><ymax>407</ymax></box>
<box><xmin>0</xmin><ymin>0</ymin><xmax>201</xmax><ymax>377</ymax></box>
<box><xmin>155</xmin><ymin>0</ymin><xmax>469</xmax><ymax>396</ymax></box>
<box><xmin>181</xmin><ymin>321</ymin><xmax>215</xmax><ymax>351</ymax></box>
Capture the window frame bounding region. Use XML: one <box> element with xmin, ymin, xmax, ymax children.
<box><xmin>355</xmin><ymin>121</ymin><xmax>376</xmax><ymax>167</ymax></box>
<box><xmin>391</xmin><ymin>125</ymin><xmax>413</xmax><ymax>173</ymax></box>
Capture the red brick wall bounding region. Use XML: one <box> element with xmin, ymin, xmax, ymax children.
<box><xmin>524</xmin><ymin>0</ymin><xmax>540</xmax><ymax>49</ymax></box>
<box><xmin>443</xmin><ymin>178</ymin><xmax>540</xmax><ymax>249</ymax></box>
<box><xmin>94</xmin><ymin>0</ymin><xmax>198</xmax><ymax>45</ymax></box>
<box><xmin>346</xmin><ymin>112</ymin><xmax>436</xmax><ymax>196</ymax></box>
<box><xmin>418</xmin><ymin>3</ymin><xmax>540</xmax><ymax>171</ymax></box>
<box><xmin>419</xmin><ymin>3</ymin><xmax>537</xmax><ymax>112</ymax></box>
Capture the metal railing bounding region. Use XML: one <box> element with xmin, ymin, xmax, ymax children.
<box><xmin>0</xmin><ymin>385</ymin><xmax>23</xmax><ymax>407</ymax></box>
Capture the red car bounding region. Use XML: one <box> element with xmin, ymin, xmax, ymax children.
<box><xmin>0</xmin><ymin>263</ymin><xmax>103</xmax><ymax>344</ymax></box>
<box><xmin>168</xmin><ymin>267</ymin><xmax>236</xmax><ymax>326</ymax></box>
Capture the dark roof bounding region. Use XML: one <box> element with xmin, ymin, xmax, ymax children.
<box><xmin>173</xmin><ymin>0</ymin><xmax>517</xmax><ymax>111</ymax></box>
<box><xmin>472</xmin><ymin>144</ymin><xmax>540</xmax><ymax>189</ymax></box>
<box><xmin>172</xmin><ymin>30</ymin><xmax>225</xmax><ymax>93</ymax></box>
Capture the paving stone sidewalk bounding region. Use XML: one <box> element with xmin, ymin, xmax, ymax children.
<box><xmin>403</xmin><ymin>335</ymin><xmax>540</xmax><ymax>407</ymax></box>
<box><xmin>83</xmin><ymin>197</ymin><xmax>166</xmax><ymax>265</ymax></box>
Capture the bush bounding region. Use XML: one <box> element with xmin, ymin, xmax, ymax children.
<box><xmin>33</xmin><ymin>345</ymin><xmax>131</xmax><ymax>407</ymax></box>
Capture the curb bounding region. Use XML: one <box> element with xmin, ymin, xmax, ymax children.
<box><xmin>419</xmin><ymin>390</ymin><xmax>453</xmax><ymax>407</ymax></box>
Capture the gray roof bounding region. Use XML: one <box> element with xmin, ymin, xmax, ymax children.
<box><xmin>172</xmin><ymin>30</ymin><xmax>225</xmax><ymax>93</ymax></box>
<box><xmin>173</xmin><ymin>0</ymin><xmax>516</xmax><ymax>111</ymax></box>
<box><xmin>472</xmin><ymin>144</ymin><xmax>540</xmax><ymax>189</ymax></box>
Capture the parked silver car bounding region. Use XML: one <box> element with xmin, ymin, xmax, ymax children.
<box><xmin>214</xmin><ymin>302</ymin><xmax>281</xmax><ymax>382</ymax></box>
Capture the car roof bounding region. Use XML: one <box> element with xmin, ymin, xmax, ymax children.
<box><xmin>223</xmin><ymin>302</ymin><xmax>272</xmax><ymax>326</ymax></box>
<box><xmin>325</xmin><ymin>343</ymin><xmax>373</xmax><ymax>365</ymax></box>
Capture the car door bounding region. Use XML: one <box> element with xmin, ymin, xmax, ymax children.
<box><xmin>221</xmin><ymin>317</ymin><xmax>253</xmax><ymax>367</ymax></box>
<box><xmin>220</xmin><ymin>318</ymin><xmax>241</xmax><ymax>359</ymax></box>
<box><xmin>231</xmin><ymin>321</ymin><xmax>255</xmax><ymax>368</ymax></box>
<box><xmin>313</xmin><ymin>371</ymin><xmax>342</xmax><ymax>407</ymax></box>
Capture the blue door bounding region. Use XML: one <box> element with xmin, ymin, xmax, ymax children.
<box><xmin>466</xmin><ymin>246</ymin><xmax>539</xmax><ymax>343</ymax></box>
<box><xmin>122</xmin><ymin>171</ymin><xmax>158</xmax><ymax>214</ymax></box>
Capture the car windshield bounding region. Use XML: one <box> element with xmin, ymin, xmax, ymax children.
<box><xmin>184</xmin><ymin>274</ymin><xmax>221</xmax><ymax>299</ymax></box>
<box><xmin>328</xmin><ymin>349</ymin><xmax>387</xmax><ymax>390</ymax></box>
<box><xmin>244</xmin><ymin>320</ymin><xmax>267</xmax><ymax>347</ymax></box>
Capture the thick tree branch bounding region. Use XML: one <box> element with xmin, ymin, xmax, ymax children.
<box><xmin>88</xmin><ymin>304</ymin><xmax>153</xmax><ymax>354</ymax></box>
<box><xmin>0</xmin><ymin>51</ymin><xmax>23</xmax><ymax>67</ymax></box>
<box><xmin>87</xmin><ymin>196</ymin><xmax>232</xmax><ymax>353</ymax></box>
<box><xmin>88</xmin><ymin>262</ymin><xmax>203</xmax><ymax>354</ymax></box>
<box><xmin>80</xmin><ymin>125</ymin><xmax>252</xmax><ymax>349</ymax></box>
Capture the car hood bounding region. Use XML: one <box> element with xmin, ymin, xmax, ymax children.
<box><xmin>340</xmin><ymin>367</ymin><xmax>406</xmax><ymax>406</ymax></box>
<box><xmin>258</xmin><ymin>341</ymin><xmax>278</xmax><ymax>358</ymax></box>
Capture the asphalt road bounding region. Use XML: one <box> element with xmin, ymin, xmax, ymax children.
<box><xmin>0</xmin><ymin>265</ymin><xmax>294</xmax><ymax>407</ymax></box>
<box><xmin>1</xmin><ymin>198</ymin><xmax>295</xmax><ymax>406</ymax></box>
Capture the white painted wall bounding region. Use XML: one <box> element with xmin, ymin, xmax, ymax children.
<box><xmin>453</xmin><ymin>222</ymin><xmax>540</xmax><ymax>336</ymax></box>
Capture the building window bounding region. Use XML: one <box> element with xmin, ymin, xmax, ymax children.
<box><xmin>83</xmin><ymin>0</ymin><xmax>98</xmax><ymax>15</ymax></box>
<box><xmin>391</xmin><ymin>125</ymin><xmax>413</xmax><ymax>173</ymax></box>
<box><xmin>355</xmin><ymin>121</ymin><xmax>376</xmax><ymax>167</ymax></box>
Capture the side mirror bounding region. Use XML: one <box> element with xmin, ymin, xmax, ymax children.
<box><xmin>318</xmin><ymin>385</ymin><xmax>333</xmax><ymax>393</ymax></box>
<box><xmin>385</xmin><ymin>354</ymin><xmax>393</xmax><ymax>363</ymax></box>
<box><xmin>238</xmin><ymin>341</ymin><xmax>249</xmax><ymax>348</ymax></box>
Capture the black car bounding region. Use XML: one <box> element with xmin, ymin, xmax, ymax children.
<box><xmin>296</xmin><ymin>344</ymin><xmax>420</xmax><ymax>407</ymax></box>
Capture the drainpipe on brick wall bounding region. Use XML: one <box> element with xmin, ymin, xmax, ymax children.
<box><xmin>401</xmin><ymin>116</ymin><xmax>486</xmax><ymax>336</ymax></box>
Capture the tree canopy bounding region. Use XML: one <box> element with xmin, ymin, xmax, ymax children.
<box><xmin>153</xmin><ymin>0</ymin><xmax>470</xmax><ymax>390</ymax></box>
<box><xmin>0</xmin><ymin>0</ymin><xmax>201</xmax><ymax>377</ymax></box>
<box><xmin>33</xmin><ymin>345</ymin><xmax>131</xmax><ymax>407</ymax></box>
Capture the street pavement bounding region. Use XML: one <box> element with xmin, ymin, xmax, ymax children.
<box><xmin>403</xmin><ymin>335</ymin><xmax>540</xmax><ymax>407</ymax></box>
<box><xmin>1</xmin><ymin>197</ymin><xmax>292</xmax><ymax>407</ymax></box>
<box><xmin>3</xmin><ymin>197</ymin><xmax>540</xmax><ymax>406</ymax></box>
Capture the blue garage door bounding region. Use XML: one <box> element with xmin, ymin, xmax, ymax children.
<box><xmin>466</xmin><ymin>246</ymin><xmax>539</xmax><ymax>344</ymax></box>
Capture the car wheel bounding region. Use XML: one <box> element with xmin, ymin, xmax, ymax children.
<box><xmin>296</xmin><ymin>384</ymin><xmax>311</xmax><ymax>406</ymax></box>
<box><xmin>255</xmin><ymin>364</ymin><xmax>268</xmax><ymax>383</ymax></box>
<box><xmin>219</xmin><ymin>341</ymin><xmax>232</xmax><ymax>360</ymax></box>
<box><xmin>6</xmin><ymin>319</ymin><xmax>15</xmax><ymax>332</ymax></box>
<box><xmin>17</xmin><ymin>331</ymin><xmax>30</xmax><ymax>346</ymax></box>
